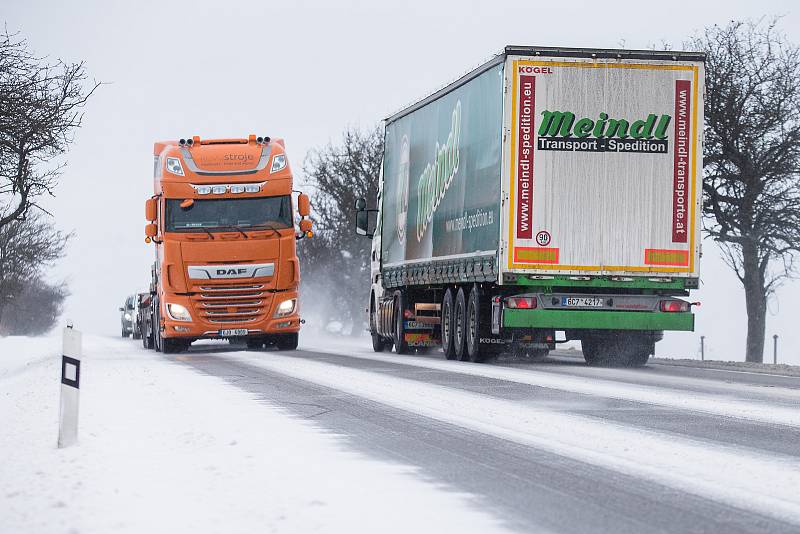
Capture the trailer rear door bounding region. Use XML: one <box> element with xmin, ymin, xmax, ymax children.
<box><xmin>501</xmin><ymin>53</ymin><xmax>704</xmax><ymax>278</ymax></box>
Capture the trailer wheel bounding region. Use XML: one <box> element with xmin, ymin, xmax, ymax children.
<box><xmin>465</xmin><ymin>285</ymin><xmax>487</xmax><ymax>363</ymax></box>
<box><xmin>394</xmin><ymin>291</ymin><xmax>410</xmax><ymax>355</ymax></box>
<box><xmin>453</xmin><ymin>287</ymin><xmax>468</xmax><ymax>361</ymax></box>
<box><xmin>440</xmin><ymin>289</ymin><xmax>456</xmax><ymax>360</ymax></box>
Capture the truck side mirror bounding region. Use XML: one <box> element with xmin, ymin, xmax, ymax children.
<box><xmin>119</xmin><ymin>307</ymin><xmax>124</xmax><ymax>312</ymax></box>
<box><xmin>298</xmin><ymin>193</ymin><xmax>311</xmax><ymax>218</ymax></box>
<box><xmin>356</xmin><ymin>210</ymin><xmax>376</xmax><ymax>238</ymax></box>
<box><xmin>355</xmin><ymin>198</ymin><xmax>366</xmax><ymax>211</ymax></box>
<box><xmin>145</xmin><ymin>198</ymin><xmax>157</xmax><ymax>221</ymax></box>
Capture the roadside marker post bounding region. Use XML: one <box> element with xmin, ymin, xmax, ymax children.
<box><xmin>58</xmin><ymin>324</ymin><xmax>82</xmax><ymax>448</ymax></box>
<box><xmin>700</xmin><ymin>336</ymin><xmax>705</xmax><ymax>361</ymax></box>
<box><xmin>773</xmin><ymin>334</ymin><xmax>778</xmax><ymax>365</ymax></box>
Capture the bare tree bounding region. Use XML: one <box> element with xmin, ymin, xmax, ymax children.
<box><xmin>689</xmin><ymin>19</ymin><xmax>800</xmax><ymax>362</ymax></box>
<box><xmin>0</xmin><ymin>29</ymin><xmax>100</xmax><ymax>228</ymax></box>
<box><xmin>299</xmin><ymin>126</ymin><xmax>383</xmax><ymax>334</ymax></box>
<box><xmin>0</xmin><ymin>213</ymin><xmax>69</xmax><ymax>329</ymax></box>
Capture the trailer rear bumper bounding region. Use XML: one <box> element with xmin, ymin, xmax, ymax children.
<box><xmin>502</xmin><ymin>308</ymin><xmax>694</xmax><ymax>332</ymax></box>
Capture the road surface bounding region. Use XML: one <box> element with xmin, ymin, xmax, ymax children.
<box><xmin>164</xmin><ymin>338</ymin><xmax>800</xmax><ymax>533</ymax></box>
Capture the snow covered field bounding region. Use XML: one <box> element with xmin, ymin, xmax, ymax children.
<box><xmin>0</xmin><ymin>333</ymin><xmax>510</xmax><ymax>534</ymax></box>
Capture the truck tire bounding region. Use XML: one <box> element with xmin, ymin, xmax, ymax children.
<box><xmin>441</xmin><ymin>288</ymin><xmax>456</xmax><ymax>360</ymax></box>
<box><xmin>276</xmin><ymin>332</ymin><xmax>299</xmax><ymax>351</ymax></box>
<box><xmin>371</xmin><ymin>332</ymin><xmax>390</xmax><ymax>352</ymax></box>
<box><xmin>246</xmin><ymin>338</ymin><xmax>265</xmax><ymax>350</ymax></box>
<box><xmin>393</xmin><ymin>291</ymin><xmax>410</xmax><ymax>355</ymax></box>
<box><xmin>453</xmin><ymin>287</ymin><xmax>468</xmax><ymax>361</ymax></box>
<box><xmin>465</xmin><ymin>285</ymin><xmax>487</xmax><ymax>363</ymax></box>
<box><xmin>162</xmin><ymin>337</ymin><xmax>184</xmax><ymax>354</ymax></box>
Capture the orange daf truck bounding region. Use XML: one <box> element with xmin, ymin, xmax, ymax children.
<box><xmin>141</xmin><ymin>134</ymin><xmax>312</xmax><ymax>353</ymax></box>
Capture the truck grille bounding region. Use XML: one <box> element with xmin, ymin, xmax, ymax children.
<box><xmin>191</xmin><ymin>284</ymin><xmax>271</xmax><ymax>324</ymax></box>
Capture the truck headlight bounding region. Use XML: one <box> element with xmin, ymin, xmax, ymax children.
<box><xmin>270</xmin><ymin>154</ymin><xmax>287</xmax><ymax>174</ymax></box>
<box><xmin>166</xmin><ymin>157</ymin><xmax>185</xmax><ymax>176</ymax></box>
<box><xmin>166</xmin><ymin>303</ymin><xmax>193</xmax><ymax>321</ymax></box>
<box><xmin>274</xmin><ymin>298</ymin><xmax>296</xmax><ymax>317</ymax></box>
<box><xmin>124</xmin><ymin>313</ymin><xmax>132</xmax><ymax>321</ymax></box>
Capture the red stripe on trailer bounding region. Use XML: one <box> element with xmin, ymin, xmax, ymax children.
<box><xmin>672</xmin><ymin>80</ymin><xmax>691</xmax><ymax>243</ymax></box>
<box><xmin>516</xmin><ymin>75</ymin><xmax>535</xmax><ymax>239</ymax></box>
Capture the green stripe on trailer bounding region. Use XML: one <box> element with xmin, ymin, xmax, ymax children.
<box><xmin>503</xmin><ymin>309</ymin><xmax>694</xmax><ymax>331</ymax></box>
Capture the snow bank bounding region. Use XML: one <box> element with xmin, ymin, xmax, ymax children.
<box><xmin>0</xmin><ymin>334</ymin><xmax>510</xmax><ymax>534</ymax></box>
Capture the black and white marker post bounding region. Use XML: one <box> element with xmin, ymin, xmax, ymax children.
<box><xmin>58</xmin><ymin>323</ymin><xmax>82</xmax><ymax>448</ymax></box>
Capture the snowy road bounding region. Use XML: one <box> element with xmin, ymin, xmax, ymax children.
<box><xmin>170</xmin><ymin>337</ymin><xmax>800</xmax><ymax>534</ymax></box>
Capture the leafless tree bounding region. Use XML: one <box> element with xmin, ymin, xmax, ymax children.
<box><xmin>299</xmin><ymin>126</ymin><xmax>383</xmax><ymax>334</ymax></box>
<box><xmin>689</xmin><ymin>19</ymin><xmax>800</xmax><ymax>362</ymax></box>
<box><xmin>0</xmin><ymin>213</ymin><xmax>69</xmax><ymax>330</ymax></box>
<box><xmin>0</xmin><ymin>29</ymin><xmax>100</xmax><ymax>228</ymax></box>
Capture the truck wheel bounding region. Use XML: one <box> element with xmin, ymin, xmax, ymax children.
<box><xmin>465</xmin><ymin>285</ymin><xmax>486</xmax><ymax>363</ymax></box>
<box><xmin>441</xmin><ymin>289</ymin><xmax>456</xmax><ymax>360</ymax></box>
<box><xmin>371</xmin><ymin>332</ymin><xmax>390</xmax><ymax>352</ymax></box>
<box><xmin>246</xmin><ymin>338</ymin><xmax>265</xmax><ymax>350</ymax></box>
<box><xmin>393</xmin><ymin>291</ymin><xmax>410</xmax><ymax>355</ymax></box>
<box><xmin>453</xmin><ymin>287</ymin><xmax>468</xmax><ymax>361</ymax></box>
<box><xmin>161</xmin><ymin>338</ymin><xmax>180</xmax><ymax>354</ymax></box>
<box><xmin>276</xmin><ymin>332</ymin><xmax>299</xmax><ymax>351</ymax></box>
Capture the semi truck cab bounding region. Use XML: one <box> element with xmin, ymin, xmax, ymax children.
<box><xmin>143</xmin><ymin>134</ymin><xmax>312</xmax><ymax>353</ymax></box>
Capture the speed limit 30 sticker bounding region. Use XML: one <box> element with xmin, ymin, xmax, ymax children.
<box><xmin>535</xmin><ymin>231</ymin><xmax>551</xmax><ymax>246</ymax></box>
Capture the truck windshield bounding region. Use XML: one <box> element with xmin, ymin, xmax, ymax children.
<box><xmin>165</xmin><ymin>196</ymin><xmax>292</xmax><ymax>232</ymax></box>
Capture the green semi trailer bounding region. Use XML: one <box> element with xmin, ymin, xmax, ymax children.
<box><xmin>355</xmin><ymin>46</ymin><xmax>704</xmax><ymax>366</ymax></box>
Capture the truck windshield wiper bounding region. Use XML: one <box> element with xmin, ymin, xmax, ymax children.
<box><xmin>205</xmin><ymin>225</ymin><xmax>249</xmax><ymax>239</ymax></box>
<box><xmin>240</xmin><ymin>223</ymin><xmax>283</xmax><ymax>236</ymax></box>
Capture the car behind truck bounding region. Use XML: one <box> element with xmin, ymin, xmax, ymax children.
<box><xmin>142</xmin><ymin>134</ymin><xmax>313</xmax><ymax>353</ymax></box>
<box><xmin>356</xmin><ymin>46</ymin><xmax>704</xmax><ymax>366</ymax></box>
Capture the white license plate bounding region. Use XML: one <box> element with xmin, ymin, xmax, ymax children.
<box><xmin>219</xmin><ymin>328</ymin><xmax>248</xmax><ymax>337</ymax></box>
<box><xmin>561</xmin><ymin>297</ymin><xmax>605</xmax><ymax>308</ymax></box>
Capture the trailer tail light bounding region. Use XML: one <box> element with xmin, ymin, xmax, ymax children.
<box><xmin>659</xmin><ymin>299</ymin><xmax>689</xmax><ymax>313</ymax></box>
<box><xmin>506</xmin><ymin>296</ymin><xmax>537</xmax><ymax>309</ymax></box>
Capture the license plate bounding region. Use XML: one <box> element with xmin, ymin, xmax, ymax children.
<box><xmin>219</xmin><ymin>328</ymin><xmax>248</xmax><ymax>337</ymax></box>
<box><xmin>561</xmin><ymin>297</ymin><xmax>605</xmax><ymax>308</ymax></box>
<box><xmin>404</xmin><ymin>321</ymin><xmax>434</xmax><ymax>330</ymax></box>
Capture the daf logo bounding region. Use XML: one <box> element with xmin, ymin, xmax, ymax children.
<box><xmin>188</xmin><ymin>262</ymin><xmax>275</xmax><ymax>280</ymax></box>
<box><xmin>217</xmin><ymin>268</ymin><xmax>248</xmax><ymax>276</ymax></box>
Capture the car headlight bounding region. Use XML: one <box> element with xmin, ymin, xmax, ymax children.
<box><xmin>166</xmin><ymin>303</ymin><xmax>192</xmax><ymax>321</ymax></box>
<box><xmin>270</xmin><ymin>154</ymin><xmax>287</xmax><ymax>174</ymax></box>
<box><xmin>166</xmin><ymin>157</ymin><xmax>185</xmax><ymax>176</ymax></box>
<box><xmin>124</xmin><ymin>313</ymin><xmax>132</xmax><ymax>321</ymax></box>
<box><xmin>274</xmin><ymin>298</ymin><xmax>296</xmax><ymax>317</ymax></box>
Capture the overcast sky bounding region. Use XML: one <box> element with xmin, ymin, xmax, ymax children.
<box><xmin>5</xmin><ymin>0</ymin><xmax>800</xmax><ymax>363</ymax></box>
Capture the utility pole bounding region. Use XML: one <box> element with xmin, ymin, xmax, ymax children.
<box><xmin>700</xmin><ymin>336</ymin><xmax>705</xmax><ymax>361</ymax></box>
